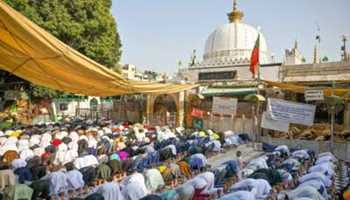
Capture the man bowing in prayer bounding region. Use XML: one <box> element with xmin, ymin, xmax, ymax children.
<box><xmin>96</xmin><ymin>176</ymin><xmax>124</xmax><ymax>200</ymax></box>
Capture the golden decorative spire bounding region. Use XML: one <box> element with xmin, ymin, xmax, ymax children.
<box><xmin>228</xmin><ymin>0</ymin><xmax>244</xmax><ymax>23</ymax></box>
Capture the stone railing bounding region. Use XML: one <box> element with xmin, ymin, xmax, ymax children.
<box><xmin>282</xmin><ymin>62</ymin><xmax>350</xmax><ymax>82</ymax></box>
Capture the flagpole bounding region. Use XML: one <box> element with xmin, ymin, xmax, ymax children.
<box><xmin>256</xmin><ymin>36</ymin><xmax>261</xmax><ymax>143</ymax></box>
<box><xmin>250</xmin><ymin>34</ymin><xmax>261</xmax><ymax>145</ymax></box>
<box><xmin>256</xmin><ymin>64</ymin><xmax>261</xmax><ymax>144</ymax></box>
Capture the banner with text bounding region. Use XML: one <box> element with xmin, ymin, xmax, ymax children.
<box><xmin>212</xmin><ymin>97</ymin><xmax>238</xmax><ymax>116</ymax></box>
<box><xmin>261</xmin><ymin>112</ymin><xmax>290</xmax><ymax>132</ymax></box>
<box><xmin>267</xmin><ymin>98</ymin><xmax>316</xmax><ymax>126</ymax></box>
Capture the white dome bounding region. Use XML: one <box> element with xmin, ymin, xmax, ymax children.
<box><xmin>203</xmin><ymin>22</ymin><xmax>271</xmax><ymax>66</ymax></box>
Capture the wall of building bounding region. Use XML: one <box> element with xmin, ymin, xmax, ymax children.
<box><xmin>203</xmin><ymin>116</ymin><xmax>253</xmax><ymax>135</ymax></box>
<box><xmin>122</xmin><ymin>64</ymin><xmax>136</xmax><ymax>80</ymax></box>
<box><xmin>53</xmin><ymin>97</ymin><xmax>102</xmax><ymax>117</ymax></box>
<box><xmin>146</xmin><ymin>92</ymin><xmax>185</xmax><ymax>127</ymax></box>
<box><xmin>181</xmin><ymin>64</ymin><xmax>281</xmax><ymax>83</ymax></box>
<box><xmin>282</xmin><ymin>61</ymin><xmax>350</xmax><ymax>82</ymax></box>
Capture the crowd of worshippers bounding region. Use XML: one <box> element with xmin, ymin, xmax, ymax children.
<box><xmin>0</xmin><ymin>120</ymin><xmax>253</xmax><ymax>200</ymax></box>
<box><xmin>218</xmin><ymin>144</ymin><xmax>339</xmax><ymax>200</ymax></box>
<box><xmin>0</xmin><ymin>119</ymin><xmax>343</xmax><ymax>200</ymax></box>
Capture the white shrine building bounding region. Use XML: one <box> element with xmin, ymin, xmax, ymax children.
<box><xmin>178</xmin><ymin>0</ymin><xmax>281</xmax><ymax>97</ymax></box>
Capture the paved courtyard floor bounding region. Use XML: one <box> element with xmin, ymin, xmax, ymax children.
<box><xmin>208</xmin><ymin>144</ymin><xmax>263</xmax><ymax>168</ymax></box>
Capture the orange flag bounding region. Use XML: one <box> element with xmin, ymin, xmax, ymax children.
<box><xmin>250</xmin><ymin>35</ymin><xmax>260</xmax><ymax>77</ymax></box>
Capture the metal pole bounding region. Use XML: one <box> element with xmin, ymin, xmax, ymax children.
<box><xmin>251</xmin><ymin>104</ymin><xmax>256</xmax><ymax>142</ymax></box>
<box><xmin>256</xmin><ymin>101</ymin><xmax>261</xmax><ymax>142</ymax></box>
<box><xmin>330</xmin><ymin>106</ymin><xmax>335</xmax><ymax>153</ymax></box>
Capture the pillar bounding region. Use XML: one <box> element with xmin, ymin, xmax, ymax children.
<box><xmin>177</xmin><ymin>91</ymin><xmax>185</xmax><ymax>127</ymax></box>
<box><xmin>146</xmin><ymin>94</ymin><xmax>153</xmax><ymax>124</ymax></box>
<box><xmin>344</xmin><ymin>102</ymin><xmax>350</xmax><ymax>129</ymax></box>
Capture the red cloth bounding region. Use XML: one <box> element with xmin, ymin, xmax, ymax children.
<box><xmin>191</xmin><ymin>108</ymin><xmax>204</xmax><ymax>118</ymax></box>
<box><xmin>41</xmin><ymin>152</ymin><xmax>50</xmax><ymax>159</ymax></box>
<box><xmin>51</xmin><ymin>139</ymin><xmax>62</xmax><ymax>147</ymax></box>
<box><xmin>192</xmin><ymin>189</ymin><xmax>210</xmax><ymax>200</ymax></box>
<box><xmin>148</xmin><ymin>127</ymin><xmax>156</xmax><ymax>131</ymax></box>
<box><xmin>250</xmin><ymin>35</ymin><xmax>260</xmax><ymax>77</ymax></box>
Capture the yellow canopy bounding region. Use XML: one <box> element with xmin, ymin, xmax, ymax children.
<box><xmin>264</xmin><ymin>80</ymin><xmax>350</xmax><ymax>98</ymax></box>
<box><xmin>0</xmin><ymin>1</ymin><xmax>197</xmax><ymax>96</ymax></box>
<box><xmin>244</xmin><ymin>94</ymin><xmax>266</xmax><ymax>102</ymax></box>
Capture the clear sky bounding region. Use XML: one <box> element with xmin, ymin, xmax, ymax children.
<box><xmin>112</xmin><ymin>0</ymin><xmax>350</xmax><ymax>74</ymax></box>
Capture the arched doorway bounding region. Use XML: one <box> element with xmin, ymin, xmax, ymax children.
<box><xmin>90</xmin><ymin>98</ymin><xmax>98</xmax><ymax>111</ymax></box>
<box><xmin>153</xmin><ymin>94</ymin><xmax>177</xmax><ymax>127</ymax></box>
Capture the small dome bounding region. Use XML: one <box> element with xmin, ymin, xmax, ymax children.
<box><xmin>203</xmin><ymin>22</ymin><xmax>271</xmax><ymax>66</ymax></box>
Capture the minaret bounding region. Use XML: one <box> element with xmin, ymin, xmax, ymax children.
<box><xmin>228</xmin><ymin>0</ymin><xmax>244</xmax><ymax>23</ymax></box>
<box><xmin>294</xmin><ymin>40</ymin><xmax>298</xmax><ymax>50</ymax></box>
<box><xmin>313</xmin><ymin>34</ymin><xmax>321</xmax><ymax>64</ymax></box>
<box><xmin>313</xmin><ymin>44</ymin><xmax>319</xmax><ymax>64</ymax></box>
<box><xmin>284</xmin><ymin>40</ymin><xmax>303</xmax><ymax>65</ymax></box>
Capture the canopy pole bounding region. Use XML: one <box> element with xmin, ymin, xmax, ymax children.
<box><xmin>330</xmin><ymin>106</ymin><xmax>335</xmax><ymax>153</ymax></box>
<box><xmin>330</xmin><ymin>81</ymin><xmax>336</xmax><ymax>153</ymax></box>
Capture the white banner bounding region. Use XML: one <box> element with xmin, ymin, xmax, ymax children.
<box><xmin>267</xmin><ymin>98</ymin><xmax>316</xmax><ymax>126</ymax></box>
<box><xmin>212</xmin><ymin>97</ymin><xmax>238</xmax><ymax>116</ymax></box>
<box><xmin>305</xmin><ymin>89</ymin><xmax>324</xmax><ymax>101</ymax></box>
<box><xmin>261</xmin><ymin>112</ymin><xmax>290</xmax><ymax>132</ymax></box>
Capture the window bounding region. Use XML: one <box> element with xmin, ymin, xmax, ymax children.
<box><xmin>198</xmin><ymin>71</ymin><xmax>237</xmax><ymax>81</ymax></box>
<box><xmin>59</xmin><ymin>103</ymin><xmax>68</xmax><ymax>111</ymax></box>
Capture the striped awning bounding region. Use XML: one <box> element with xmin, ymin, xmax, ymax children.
<box><xmin>201</xmin><ymin>87</ymin><xmax>257</xmax><ymax>97</ymax></box>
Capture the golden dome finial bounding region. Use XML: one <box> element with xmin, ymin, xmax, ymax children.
<box><xmin>233</xmin><ymin>0</ymin><xmax>238</xmax><ymax>10</ymax></box>
<box><xmin>228</xmin><ymin>0</ymin><xmax>244</xmax><ymax>23</ymax></box>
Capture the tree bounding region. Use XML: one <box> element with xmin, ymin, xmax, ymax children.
<box><xmin>322</xmin><ymin>56</ymin><xmax>329</xmax><ymax>63</ymax></box>
<box><xmin>112</xmin><ymin>64</ymin><xmax>123</xmax><ymax>74</ymax></box>
<box><xmin>3</xmin><ymin>0</ymin><xmax>122</xmax><ymax>97</ymax></box>
<box><xmin>5</xmin><ymin>0</ymin><xmax>122</xmax><ymax>68</ymax></box>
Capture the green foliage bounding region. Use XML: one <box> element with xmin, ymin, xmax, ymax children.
<box><xmin>322</xmin><ymin>56</ymin><xmax>329</xmax><ymax>62</ymax></box>
<box><xmin>112</xmin><ymin>64</ymin><xmax>122</xmax><ymax>74</ymax></box>
<box><xmin>4</xmin><ymin>0</ymin><xmax>122</xmax><ymax>98</ymax></box>
<box><xmin>5</xmin><ymin>0</ymin><xmax>122</xmax><ymax>68</ymax></box>
<box><xmin>30</xmin><ymin>85</ymin><xmax>63</xmax><ymax>99</ymax></box>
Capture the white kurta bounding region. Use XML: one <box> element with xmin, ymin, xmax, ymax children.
<box><xmin>144</xmin><ymin>169</ymin><xmax>165</xmax><ymax>192</ymax></box>
<box><xmin>97</xmin><ymin>182</ymin><xmax>124</xmax><ymax>200</ymax></box>
<box><xmin>11</xmin><ymin>159</ymin><xmax>27</xmax><ymax>170</ymax></box>
<box><xmin>121</xmin><ymin>173</ymin><xmax>149</xmax><ymax>200</ymax></box>
<box><xmin>66</xmin><ymin>170</ymin><xmax>84</xmax><ymax>189</ymax></box>
<box><xmin>287</xmin><ymin>185</ymin><xmax>325</xmax><ymax>200</ymax></box>
<box><xmin>299</xmin><ymin>172</ymin><xmax>332</xmax><ymax>187</ymax></box>
<box><xmin>219</xmin><ymin>191</ymin><xmax>255</xmax><ymax>200</ymax></box>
